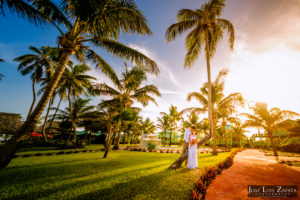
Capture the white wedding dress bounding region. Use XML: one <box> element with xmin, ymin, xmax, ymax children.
<box><xmin>187</xmin><ymin>135</ymin><xmax>198</xmax><ymax>169</ymax></box>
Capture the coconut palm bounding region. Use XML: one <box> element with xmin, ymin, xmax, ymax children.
<box><xmin>140</xmin><ymin>117</ymin><xmax>156</xmax><ymax>135</ymax></box>
<box><xmin>156</xmin><ymin>115</ymin><xmax>171</xmax><ymax>146</ymax></box>
<box><xmin>0</xmin><ymin>58</ymin><xmax>4</xmax><ymax>80</ymax></box>
<box><xmin>160</xmin><ymin>105</ymin><xmax>181</xmax><ymax>146</ymax></box>
<box><xmin>51</xmin><ymin>98</ymin><xmax>99</xmax><ymax>142</ymax></box>
<box><xmin>183</xmin><ymin>112</ymin><xmax>203</xmax><ymax>132</ymax></box>
<box><xmin>59</xmin><ymin>63</ymin><xmax>96</xmax><ymax>141</ymax></box>
<box><xmin>230</xmin><ymin>120</ymin><xmax>247</xmax><ymax>148</ymax></box>
<box><xmin>0</xmin><ymin>0</ymin><xmax>158</xmax><ymax>169</ymax></box>
<box><xmin>98</xmin><ymin>99</ymin><xmax>139</xmax><ymax>158</ymax></box>
<box><xmin>94</xmin><ymin>65</ymin><xmax>161</xmax><ymax>149</ymax></box>
<box><xmin>14</xmin><ymin>46</ymin><xmax>57</xmax><ymax>119</ymax></box>
<box><xmin>166</xmin><ymin>0</ymin><xmax>234</xmax><ymax>165</ymax></box>
<box><xmin>0</xmin><ymin>0</ymin><xmax>46</xmax><ymax>25</ymax></box>
<box><xmin>184</xmin><ymin>69</ymin><xmax>244</xmax><ymax>150</ymax></box>
<box><xmin>169</xmin><ymin>70</ymin><xmax>243</xmax><ymax>169</ymax></box>
<box><xmin>242</xmin><ymin>103</ymin><xmax>299</xmax><ymax>156</ymax></box>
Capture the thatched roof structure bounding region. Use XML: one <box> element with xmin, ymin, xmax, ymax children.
<box><xmin>0</xmin><ymin>112</ymin><xmax>23</xmax><ymax>135</ymax></box>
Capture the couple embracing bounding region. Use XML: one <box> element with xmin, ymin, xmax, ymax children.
<box><xmin>182</xmin><ymin>126</ymin><xmax>198</xmax><ymax>169</ymax></box>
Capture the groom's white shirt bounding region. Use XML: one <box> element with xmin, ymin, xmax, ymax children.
<box><xmin>184</xmin><ymin>129</ymin><xmax>191</xmax><ymax>142</ymax></box>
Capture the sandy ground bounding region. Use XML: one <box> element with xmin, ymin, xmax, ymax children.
<box><xmin>205</xmin><ymin>149</ymin><xmax>300</xmax><ymax>200</ymax></box>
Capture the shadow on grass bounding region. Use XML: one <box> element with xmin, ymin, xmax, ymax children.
<box><xmin>1</xmin><ymin>162</ymin><xmax>170</xmax><ymax>200</ymax></box>
<box><xmin>69</xmin><ymin>169</ymin><xmax>175</xmax><ymax>200</ymax></box>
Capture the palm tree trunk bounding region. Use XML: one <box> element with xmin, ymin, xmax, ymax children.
<box><xmin>68</xmin><ymin>89</ymin><xmax>77</xmax><ymax>141</ymax></box>
<box><xmin>104</xmin><ymin>127</ymin><xmax>113</xmax><ymax>158</ymax></box>
<box><xmin>0</xmin><ymin>51</ymin><xmax>72</xmax><ymax>169</ymax></box>
<box><xmin>48</xmin><ymin>95</ymin><xmax>63</xmax><ymax>132</ymax></box>
<box><xmin>269</xmin><ymin>132</ymin><xmax>278</xmax><ymax>156</ymax></box>
<box><xmin>205</xmin><ymin>34</ymin><xmax>217</xmax><ymax>156</ymax></box>
<box><xmin>123</xmin><ymin>132</ymin><xmax>126</xmax><ymax>144</ymax></box>
<box><xmin>169</xmin><ymin>34</ymin><xmax>215</xmax><ymax>169</ymax></box>
<box><xmin>169</xmin><ymin>131</ymin><xmax>172</xmax><ymax>146</ymax></box>
<box><xmin>113</xmin><ymin>132</ymin><xmax>121</xmax><ymax>150</ymax></box>
<box><xmin>40</xmin><ymin>96</ymin><xmax>54</xmax><ymax>142</ymax></box>
<box><xmin>26</xmin><ymin>79</ymin><xmax>36</xmax><ymax>119</ymax></box>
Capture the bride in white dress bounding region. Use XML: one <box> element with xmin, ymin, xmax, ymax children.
<box><xmin>187</xmin><ymin>131</ymin><xmax>198</xmax><ymax>169</ymax></box>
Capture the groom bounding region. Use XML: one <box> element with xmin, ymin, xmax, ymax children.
<box><xmin>182</xmin><ymin>126</ymin><xmax>196</xmax><ymax>166</ymax></box>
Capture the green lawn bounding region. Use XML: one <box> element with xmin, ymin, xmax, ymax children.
<box><xmin>0</xmin><ymin>150</ymin><xmax>231</xmax><ymax>200</ymax></box>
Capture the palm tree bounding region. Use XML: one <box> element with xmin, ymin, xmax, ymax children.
<box><xmin>51</xmin><ymin>98</ymin><xmax>98</xmax><ymax>142</ymax></box>
<box><xmin>242</xmin><ymin>103</ymin><xmax>298</xmax><ymax>156</ymax></box>
<box><xmin>59</xmin><ymin>63</ymin><xmax>96</xmax><ymax>141</ymax></box>
<box><xmin>183</xmin><ymin>112</ymin><xmax>202</xmax><ymax>132</ymax></box>
<box><xmin>14</xmin><ymin>46</ymin><xmax>57</xmax><ymax>119</ymax></box>
<box><xmin>169</xmin><ymin>70</ymin><xmax>243</xmax><ymax>169</ymax></box>
<box><xmin>156</xmin><ymin>115</ymin><xmax>171</xmax><ymax>146</ymax></box>
<box><xmin>0</xmin><ymin>0</ymin><xmax>47</xmax><ymax>25</ymax></box>
<box><xmin>166</xmin><ymin>0</ymin><xmax>234</xmax><ymax>159</ymax></box>
<box><xmin>0</xmin><ymin>0</ymin><xmax>158</xmax><ymax>169</ymax></box>
<box><xmin>161</xmin><ymin>105</ymin><xmax>181</xmax><ymax>146</ymax></box>
<box><xmin>94</xmin><ymin>65</ymin><xmax>161</xmax><ymax>149</ymax></box>
<box><xmin>0</xmin><ymin>58</ymin><xmax>4</xmax><ymax>80</ymax></box>
<box><xmin>230</xmin><ymin>120</ymin><xmax>247</xmax><ymax>148</ymax></box>
<box><xmin>140</xmin><ymin>117</ymin><xmax>156</xmax><ymax>135</ymax></box>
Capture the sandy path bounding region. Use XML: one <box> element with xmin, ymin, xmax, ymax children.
<box><xmin>205</xmin><ymin>149</ymin><xmax>300</xmax><ymax>200</ymax></box>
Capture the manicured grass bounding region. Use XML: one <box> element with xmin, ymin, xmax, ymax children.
<box><xmin>0</xmin><ymin>150</ymin><xmax>231</xmax><ymax>200</ymax></box>
<box><xmin>16</xmin><ymin>144</ymin><xmax>105</xmax><ymax>156</ymax></box>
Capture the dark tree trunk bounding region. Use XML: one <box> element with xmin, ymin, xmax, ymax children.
<box><xmin>269</xmin><ymin>132</ymin><xmax>278</xmax><ymax>156</ymax></box>
<box><xmin>67</xmin><ymin>89</ymin><xmax>77</xmax><ymax>141</ymax></box>
<box><xmin>123</xmin><ymin>132</ymin><xmax>126</xmax><ymax>144</ymax></box>
<box><xmin>48</xmin><ymin>95</ymin><xmax>63</xmax><ymax>132</ymax></box>
<box><xmin>40</xmin><ymin>96</ymin><xmax>55</xmax><ymax>142</ymax></box>
<box><xmin>27</xmin><ymin>79</ymin><xmax>36</xmax><ymax>119</ymax></box>
<box><xmin>104</xmin><ymin>127</ymin><xmax>113</xmax><ymax>158</ymax></box>
<box><xmin>0</xmin><ymin>51</ymin><xmax>71</xmax><ymax>169</ymax></box>
<box><xmin>169</xmin><ymin>131</ymin><xmax>172</xmax><ymax>146</ymax></box>
<box><xmin>169</xmin><ymin>125</ymin><xmax>212</xmax><ymax>169</ymax></box>
<box><xmin>113</xmin><ymin>132</ymin><xmax>121</xmax><ymax>150</ymax></box>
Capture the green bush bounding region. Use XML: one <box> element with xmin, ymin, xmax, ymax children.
<box><xmin>147</xmin><ymin>142</ymin><xmax>156</xmax><ymax>150</ymax></box>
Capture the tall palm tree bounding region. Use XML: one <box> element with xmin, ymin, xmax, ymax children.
<box><xmin>0</xmin><ymin>58</ymin><xmax>4</xmax><ymax>80</ymax></box>
<box><xmin>166</xmin><ymin>0</ymin><xmax>234</xmax><ymax>159</ymax></box>
<box><xmin>94</xmin><ymin>65</ymin><xmax>161</xmax><ymax>149</ymax></box>
<box><xmin>59</xmin><ymin>63</ymin><xmax>96</xmax><ymax>141</ymax></box>
<box><xmin>156</xmin><ymin>115</ymin><xmax>171</xmax><ymax>146</ymax></box>
<box><xmin>14</xmin><ymin>46</ymin><xmax>57</xmax><ymax>119</ymax></box>
<box><xmin>161</xmin><ymin>105</ymin><xmax>181</xmax><ymax>146</ymax></box>
<box><xmin>242</xmin><ymin>103</ymin><xmax>298</xmax><ymax>156</ymax></box>
<box><xmin>0</xmin><ymin>0</ymin><xmax>158</xmax><ymax>169</ymax></box>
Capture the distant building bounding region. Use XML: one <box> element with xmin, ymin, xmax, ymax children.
<box><xmin>0</xmin><ymin>112</ymin><xmax>23</xmax><ymax>141</ymax></box>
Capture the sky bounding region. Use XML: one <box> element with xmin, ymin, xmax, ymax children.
<box><xmin>1</xmin><ymin>0</ymin><xmax>300</xmax><ymax>134</ymax></box>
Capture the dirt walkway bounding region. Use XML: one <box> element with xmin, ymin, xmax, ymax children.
<box><xmin>205</xmin><ymin>149</ymin><xmax>300</xmax><ymax>200</ymax></box>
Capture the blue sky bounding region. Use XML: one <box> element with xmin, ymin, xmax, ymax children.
<box><xmin>1</xmin><ymin>0</ymin><xmax>300</xmax><ymax>127</ymax></box>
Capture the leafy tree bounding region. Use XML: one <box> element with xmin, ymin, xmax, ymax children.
<box><xmin>0</xmin><ymin>0</ymin><xmax>158</xmax><ymax>169</ymax></box>
<box><xmin>242</xmin><ymin>103</ymin><xmax>299</xmax><ymax>156</ymax></box>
